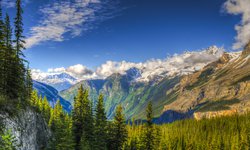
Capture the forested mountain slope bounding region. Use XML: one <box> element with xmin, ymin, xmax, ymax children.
<box><xmin>60</xmin><ymin>67</ymin><xmax>180</xmax><ymax>120</ymax></box>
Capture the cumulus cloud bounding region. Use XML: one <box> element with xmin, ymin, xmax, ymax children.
<box><xmin>95</xmin><ymin>46</ymin><xmax>224</xmax><ymax>81</ymax></box>
<box><xmin>32</xmin><ymin>46</ymin><xmax>225</xmax><ymax>82</ymax></box>
<box><xmin>25</xmin><ymin>0</ymin><xmax>118</xmax><ymax>48</ymax></box>
<box><xmin>224</xmin><ymin>0</ymin><xmax>250</xmax><ymax>50</ymax></box>
<box><xmin>95</xmin><ymin>61</ymin><xmax>139</xmax><ymax>78</ymax></box>
<box><xmin>66</xmin><ymin>64</ymin><xmax>94</xmax><ymax>79</ymax></box>
<box><xmin>32</xmin><ymin>69</ymin><xmax>52</xmax><ymax>80</ymax></box>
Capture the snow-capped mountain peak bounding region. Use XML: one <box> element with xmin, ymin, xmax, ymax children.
<box><xmin>43</xmin><ymin>73</ymin><xmax>77</xmax><ymax>83</ymax></box>
<box><xmin>134</xmin><ymin>46</ymin><xmax>224</xmax><ymax>82</ymax></box>
<box><xmin>206</xmin><ymin>45</ymin><xmax>221</xmax><ymax>55</ymax></box>
<box><xmin>32</xmin><ymin>72</ymin><xmax>78</xmax><ymax>91</ymax></box>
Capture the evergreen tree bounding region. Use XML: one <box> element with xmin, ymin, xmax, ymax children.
<box><xmin>48</xmin><ymin>100</ymin><xmax>74</xmax><ymax>150</ymax></box>
<box><xmin>30</xmin><ymin>90</ymin><xmax>38</xmax><ymax>106</ymax></box>
<box><xmin>14</xmin><ymin>0</ymin><xmax>25</xmax><ymax>53</ymax></box>
<box><xmin>62</xmin><ymin>114</ymin><xmax>75</xmax><ymax>150</ymax></box>
<box><xmin>81</xmin><ymin>89</ymin><xmax>94</xmax><ymax>149</ymax></box>
<box><xmin>72</xmin><ymin>85</ymin><xmax>95</xmax><ymax>150</ymax></box>
<box><xmin>72</xmin><ymin>86</ymin><xmax>85</xmax><ymax>150</ymax></box>
<box><xmin>3</xmin><ymin>14</ymin><xmax>12</xmax><ymax>48</ymax></box>
<box><xmin>38</xmin><ymin>95</ymin><xmax>43</xmax><ymax>111</ymax></box>
<box><xmin>94</xmin><ymin>94</ymin><xmax>107</xmax><ymax>150</ymax></box>
<box><xmin>3</xmin><ymin>14</ymin><xmax>14</xmax><ymax>93</ymax></box>
<box><xmin>143</xmin><ymin>101</ymin><xmax>156</xmax><ymax>150</ymax></box>
<box><xmin>13</xmin><ymin>0</ymin><xmax>26</xmax><ymax>101</ymax></box>
<box><xmin>2</xmin><ymin>13</ymin><xmax>18</xmax><ymax>101</ymax></box>
<box><xmin>0</xmin><ymin>2</ymin><xmax>6</xmax><ymax>96</ymax></box>
<box><xmin>42</xmin><ymin>96</ymin><xmax>51</xmax><ymax>122</ymax></box>
<box><xmin>109</xmin><ymin>105</ymin><xmax>127</xmax><ymax>150</ymax></box>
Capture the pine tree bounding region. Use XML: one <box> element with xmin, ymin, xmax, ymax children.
<box><xmin>13</xmin><ymin>0</ymin><xmax>26</xmax><ymax>101</ymax></box>
<box><xmin>72</xmin><ymin>86</ymin><xmax>85</xmax><ymax>150</ymax></box>
<box><xmin>2</xmin><ymin>13</ymin><xmax>18</xmax><ymax>101</ymax></box>
<box><xmin>72</xmin><ymin>85</ymin><xmax>95</xmax><ymax>150</ymax></box>
<box><xmin>48</xmin><ymin>100</ymin><xmax>75</xmax><ymax>150</ymax></box>
<box><xmin>42</xmin><ymin>96</ymin><xmax>51</xmax><ymax>122</ymax></box>
<box><xmin>38</xmin><ymin>95</ymin><xmax>43</xmax><ymax>111</ymax></box>
<box><xmin>30</xmin><ymin>90</ymin><xmax>38</xmax><ymax>106</ymax></box>
<box><xmin>14</xmin><ymin>0</ymin><xmax>25</xmax><ymax>53</ymax></box>
<box><xmin>94</xmin><ymin>94</ymin><xmax>107</xmax><ymax>150</ymax></box>
<box><xmin>143</xmin><ymin>101</ymin><xmax>156</xmax><ymax>150</ymax></box>
<box><xmin>109</xmin><ymin>105</ymin><xmax>127</xmax><ymax>150</ymax></box>
<box><xmin>3</xmin><ymin>14</ymin><xmax>12</xmax><ymax>48</ymax></box>
<box><xmin>0</xmin><ymin>3</ymin><xmax>6</xmax><ymax>96</ymax></box>
<box><xmin>81</xmin><ymin>89</ymin><xmax>95</xmax><ymax>149</ymax></box>
<box><xmin>59</xmin><ymin>114</ymin><xmax>75</xmax><ymax>150</ymax></box>
<box><xmin>3</xmin><ymin>13</ymin><xmax>14</xmax><ymax>96</ymax></box>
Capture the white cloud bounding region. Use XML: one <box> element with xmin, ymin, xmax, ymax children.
<box><xmin>66</xmin><ymin>64</ymin><xmax>94</xmax><ymax>79</ymax></box>
<box><xmin>224</xmin><ymin>0</ymin><xmax>250</xmax><ymax>50</ymax></box>
<box><xmin>32</xmin><ymin>69</ymin><xmax>52</xmax><ymax>80</ymax></box>
<box><xmin>95</xmin><ymin>46</ymin><xmax>224</xmax><ymax>81</ymax></box>
<box><xmin>32</xmin><ymin>46</ymin><xmax>225</xmax><ymax>82</ymax></box>
<box><xmin>25</xmin><ymin>0</ymin><xmax>116</xmax><ymax>48</ymax></box>
<box><xmin>95</xmin><ymin>61</ymin><xmax>139</xmax><ymax>78</ymax></box>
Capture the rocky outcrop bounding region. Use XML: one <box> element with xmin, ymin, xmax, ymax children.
<box><xmin>194</xmin><ymin>109</ymin><xmax>237</xmax><ymax>120</ymax></box>
<box><xmin>0</xmin><ymin>108</ymin><xmax>51</xmax><ymax>150</ymax></box>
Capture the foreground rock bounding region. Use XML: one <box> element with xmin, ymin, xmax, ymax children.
<box><xmin>0</xmin><ymin>107</ymin><xmax>51</xmax><ymax>150</ymax></box>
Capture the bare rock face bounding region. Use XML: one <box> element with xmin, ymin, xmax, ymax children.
<box><xmin>162</xmin><ymin>47</ymin><xmax>250</xmax><ymax>120</ymax></box>
<box><xmin>0</xmin><ymin>108</ymin><xmax>51</xmax><ymax>150</ymax></box>
<box><xmin>194</xmin><ymin>109</ymin><xmax>237</xmax><ymax>120</ymax></box>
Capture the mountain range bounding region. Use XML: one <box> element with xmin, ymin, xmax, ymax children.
<box><xmin>33</xmin><ymin>45</ymin><xmax>250</xmax><ymax>123</ymax></box>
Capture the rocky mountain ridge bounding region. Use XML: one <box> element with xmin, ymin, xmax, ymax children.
<box><xmin>162</xmin><ymin>43</ymin><xmax>250</xmax><ymax>120</ymax></box>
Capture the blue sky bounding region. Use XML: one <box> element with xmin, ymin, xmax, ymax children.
<box><xmin>2</xmin><ymin>0</ymin><xmax>245</xmax><ymax>72</ymax></box>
